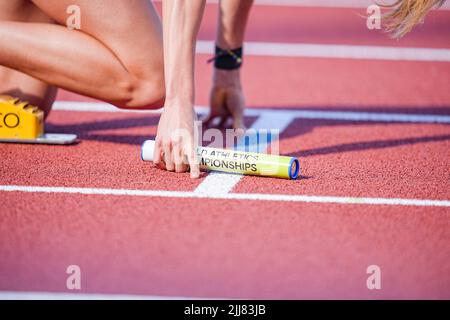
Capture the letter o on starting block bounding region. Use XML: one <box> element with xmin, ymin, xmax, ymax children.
<box><xmin>3</xmin><ymin>113</ymin><xmax>20</xmax><ymax>128</ymax></box>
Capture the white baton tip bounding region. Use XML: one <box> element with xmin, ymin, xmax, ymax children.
<box><xmin>141</xmin><ymin>140</ymin><xmax>156</xmax><ymax>162</ymax></box>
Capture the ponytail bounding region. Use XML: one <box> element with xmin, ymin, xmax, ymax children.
<box><xmin>381</xmin><ymin>0</ymin><xmax>446</xmax><ymax>38</ymax></box>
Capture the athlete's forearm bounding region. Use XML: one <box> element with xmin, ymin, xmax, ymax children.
<box><xmin>162</xmin><ymin>0</ymin><xmax>206</xmax><ymax>106</ymax></box>
<box><xmin>206</xmin><ymin>0</ymin><xmax>253</xmax><ymax>131</ymax></box>
<box><xmin>216</xmin><ymin>0</ymin><xmax>253</xmax><ymax>49</ymax></box>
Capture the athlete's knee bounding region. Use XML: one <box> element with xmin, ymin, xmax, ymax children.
<box><xmin>130</xmin><ymin>76</ymin><xmax>166</xmax><ymax>109</ymax></box>
<box><xmin>114</xmin><ymin>73</ymin><xmax>165</xmax><ymax>110</ymax></box>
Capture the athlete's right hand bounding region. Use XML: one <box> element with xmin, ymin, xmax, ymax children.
<box><xmin>153</xmin><ymin>102</ymin><xmax>201</xmax><ymax>179</ymax></box>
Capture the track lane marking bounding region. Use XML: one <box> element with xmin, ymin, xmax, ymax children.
<box><xmin>196</xmin><ymin>41</ymin><xmax>450</xmax><ymax>62</ymax></box>
<box><xmin>153</xmin><ymin>0</ymin><xmax>450</xmax><ymax>9</ymax></box>
<box><xmin>254</xmin><ymin>0</ymin><xmax>450</xmax><ymax>8</ymax></box>
<box><xmin>1</xmin><ymin>185</ymin><xmax>449</xmax><ymax>207</ymax></box>
<box><xmin>53</xmin><ymin>102</ymin><xmax>450</xmax><ymax>124</ymax></box>
<box><xmin>193</xmin><ymin>112</ymin><xmax>294</xmax><ymax>195</ymax></box>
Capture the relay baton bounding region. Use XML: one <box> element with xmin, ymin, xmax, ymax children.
<box><xmin>141</xmin><ymin>140</ymin><xmax>300</xmax><ymax>180</ymax></box>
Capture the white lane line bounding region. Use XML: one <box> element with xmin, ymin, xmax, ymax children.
<box><xmin>253</xmin><ymin>0</ymin><xmax>377</xmax><ymax>7</ymax></box>
<box><xmin>1</xmin><ymin>185</ymin><xmax>449</xmax><ymax>207</ymax></box>
<box><xmin>275</xmin><ymin>110</ymin><xmax>450</xmax><ymax>124</ymax></box>
<box><xmin>0</xmin><ymin>291</ymin><xmax>219</xmax><ymax>300</ymax></box>
<box><xmin>52</xmin><ymin>102</ymin><xmax>450</xmax><ymax>124</ymax></box>
<box><xmin>197</xmin><ymin>41</ymin><xmax>450</xmax><ymax>62</ymax></box>
<box><xmin>54</xmin><ymin>101</ymin><xmax>132</xmax><ymax>113</ymax></box>
<box><xmin>53</xmin><ymin>101</ymin><xmax>208</xmax><ymax>114</ymax></box>
<box><xmin>153</xmin><ymin>0</ymin><xmax>450</xmax><ymax>9</ymax></box>
<box><xmin>193</xmin><ymin>172</ymin><xmax>241</xmax><ymax>195</ymax></box>
<box><xmin>193</xmin><ymin>112</ymin><xmax>294</xmax><ymax>195</ymax></box>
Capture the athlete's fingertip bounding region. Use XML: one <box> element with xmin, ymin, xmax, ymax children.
<box><xmin>190</xmin><ymin>165</ymin><xmax>200</xmax><ymax>179</ymax></box>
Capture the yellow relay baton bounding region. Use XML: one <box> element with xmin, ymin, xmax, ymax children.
<box><xmin>141</xmin><ymin>140</ymin><xmax>300</xmax><ymax>180</ymax></box>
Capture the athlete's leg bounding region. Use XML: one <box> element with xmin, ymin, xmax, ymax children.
<box><xmin>0</xmin><ymin>0</ymin><xmax>165</xmax><ymax>109</ymax></box>
<box><xmin>0</xmin><ymin>0</ymin><xmax>57</xmax><ymax>116</ymax></box>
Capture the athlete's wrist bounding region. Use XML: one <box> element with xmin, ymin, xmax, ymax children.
<box><xmin>208</xmin><ymin>45</ymin><xmax>243</xmax><ymax>70</ymax></box>
<box><xmin>213</xmin><ymin>68</ymin><xmax>242</xmax><ymax>88</ymax></box>
<box><xmin>164</xmin><ymin>77</ymin><xmax>195</xmax><ymax>107</ymax></box>
<box><xmin>164</xmin><ymin>95</ymin><xmax>195</xmax><ymax>110</ymax></box>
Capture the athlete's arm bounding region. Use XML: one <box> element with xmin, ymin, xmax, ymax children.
<box><xmin>204</xmin><ymin>0</ymin><xmax>254</xmax><ymax>131</ymax></box>
<box><xmin>154</xmin><ymin>0</ymin><xmax>207</xmax><ymax>178</ymax></box>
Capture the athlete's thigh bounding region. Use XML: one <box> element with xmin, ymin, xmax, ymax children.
<box><xmin>0</xmin><ymin>0</ymin><xmax>29</xmax><ymax>20</ymax></box>
<box><xmin>0</xmin><ymin>0</ymin><xmax>57</xmax><ymax>114</ymax></box>
<box><xmin>0</xmin><ymin>0</ymin><xmax>52</xmax><ymax>22</ymax></box>
<box><xmin>31</xmin><ymin>0</ymin><xmax>163</xmax><ymax>79</ymax></box>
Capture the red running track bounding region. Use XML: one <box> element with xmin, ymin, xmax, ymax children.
<box><xmin>1</xmin><ymin>193</ymin><xmax>448</xmax><ymax>299</ymax></box>
<box><xmin>1</xmin><ymin>4</ymin><xmax>449</xmax><ymax>299</ymax></box>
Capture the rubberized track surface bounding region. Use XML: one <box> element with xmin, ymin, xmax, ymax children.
<box><xmin>1</xmin><ymin>3</ymin><xmax>449</xmax><ymax>299</ymax></box>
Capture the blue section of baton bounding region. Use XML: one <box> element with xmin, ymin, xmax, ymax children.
<box><xmin>288</xmin><ymin>158</ymin><xmax>300</xmax><ymax>180</ymax></box>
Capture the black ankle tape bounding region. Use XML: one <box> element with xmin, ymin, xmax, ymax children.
<box><xmin>207</xmin><ymin>46</ymin><xmax>243</xmax><ymax>70</ymax></box>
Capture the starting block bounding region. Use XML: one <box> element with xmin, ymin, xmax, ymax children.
<box><xmin>0</xmin><ymin>96</ymin><xmax>77</xmax><ymax>145</ymax></box>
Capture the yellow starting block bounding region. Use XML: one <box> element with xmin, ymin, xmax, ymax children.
<box><xmin>0</xmin><ymin>96</ymin><xmax>77</xmax><ymax>145</ymax></box>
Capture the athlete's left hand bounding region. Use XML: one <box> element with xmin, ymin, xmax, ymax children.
<box><xmin>203</xmin><ymin>69</ymin><xmax>246</xmax><ymax>131</ymax></box>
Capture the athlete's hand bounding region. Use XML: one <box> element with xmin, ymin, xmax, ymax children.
<box><xmin>154</xmin><ymin>103</ymin><xmax>200</xmax><ymax>179</ymax></box>
<box><xmin>204</xmin><ymin>69</ymin><xmax>246</xmax><ymax>131</ymax></box>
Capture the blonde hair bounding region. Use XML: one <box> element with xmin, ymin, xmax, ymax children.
<box><xmin>381</xmin><ymin>0</ymin><xmax>446</xmax><ymax>38</ymax></box>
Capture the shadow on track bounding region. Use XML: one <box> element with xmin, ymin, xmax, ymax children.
<box><xmin>45</xmin><ymin>105</ymin><xmax>450</xmax><ymax>156</ymax></box>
